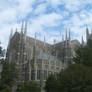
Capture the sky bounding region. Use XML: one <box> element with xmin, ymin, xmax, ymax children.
<box><xmin>0</xmin><ymin>0</ymin><xmax>92</xmax><ymax>49</ymax></box>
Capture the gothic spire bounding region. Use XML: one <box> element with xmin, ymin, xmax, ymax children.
<box><xmin>21</xmin><ymin>21</ymin><xmax>24</xmax><ymax>34</ymax></box>
<box><xmin>82</xmin><ymin>36</ymin><xmax>84</xmax><ymax>46</ymax></box>
<box><xmin>53</xmin><ymin>39</ymin><xmax>56</xmax><ymax>56</ymax></box>
<box><xmin>24</xmin><ymin>21</ymin><xmax>27</xmax><ymax>42</ymax></box>
<box><xmin>44</xmin><ymin>35</ymin><xmax>46</xmax><ymax>47</ymax></box>
<box><xmin>69</xmin><ymin>28</ymin><xmax>71</xmax><ymax>40</ymax></box>
<box><xmin>86</xmin><ymin>25</ymin><xmax>89</xmax><ymax>41</ymax></box>
<box><xmin>43</xmin><ymin>36</ymin><xmax>46</xmax><ymax>52</ymax></box>
<box><xmin>34</xmin><ymin>32</ymin><xmax>37</xmax><ymax>46</ymax></box>
<box><xmin>60</xmin><ymin>31</ymin><xmax>62</xmax><ymax>40</ymax></box>
<box><xmin>65</xmin><ymin>29</ymin><xmax>68</xmax><ymax>48</ymax></box>
<box><xmin>65</xmin><ymin>28</ymin><xmax>68</xmax><ymax>40</ymax></box>
<box><xmin>8</xmin><ymin>28</ymin><xmax>13</xmax><ymax>49</ymax></box>
<box><xmin>24</xmin><ymin>21</ymin><xmax>27</xmax><ymax>35</ymax></box>
<box><xmin>9</xmin><ymin>28</ymin><xmax>13</xmax><ymax>40</ymax></box>
<box><xmin>62</xmin><ymin>34</ymin><xmax>64</xmax><ymax>41</ymax></box>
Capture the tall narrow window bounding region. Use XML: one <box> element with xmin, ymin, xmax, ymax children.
<box><xmin>37</xmin><ymin>70</ymin><xmax>41</xmax><ymax>80</ymax></box>
<box><xmin>31</xmin><ymin>70</ymin><xmax>35</xmax><ymax>80</ymax></box>
<box><xmin>44</xmin><ymin>70</ymin><xmax>47</xmax><ymax>80</ymax></box>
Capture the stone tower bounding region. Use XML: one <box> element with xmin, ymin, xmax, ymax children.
<box><xmin>17</xmin><ymin>21</ymin><xmax>28</xmax><ymax>82</ymax></box>
<box><xmin>64</xmin><ymin>29</ymin><xmax>72</xmax><ymax>68</ymax></box>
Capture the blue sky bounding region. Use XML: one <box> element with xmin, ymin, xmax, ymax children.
<box><xmin>0</xmin><ymin>0</ymin><xmax>92</xmax><ymax>49</ymax></box>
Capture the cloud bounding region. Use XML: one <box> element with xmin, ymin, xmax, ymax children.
<box><xmin>0</xmin><ymin>0</ymin><xmax>92</xmax><ymax>49</ymax></box>
<box><xmin>28</xmin><ymin>13</ymin><xmax>63</xmax><ymax>41</ymax></box>
<box><xmin>34</xmin><ymin>3</ymin><xmax>47</xmax><ymax>15</ymax></box>
<box><xmin>46</xmin><ymin>0</ymin><xmax>62</xmax><ymax>8</ymax></box>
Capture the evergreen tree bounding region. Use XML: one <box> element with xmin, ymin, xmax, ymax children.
<box><xmin>1</xmin><ymin>62</ymin><xmax>17</xmax><ymax>86</ymax></box>
<box><xmin>58</xmin><ymin>64</ymin><xmax>92</xmax><ymax>92</ymax></box>
<box><xmin>0</xmin><ymin>42</ymin><xmax>5</xmax><ymax>61</ymax></box>
<box><xmin>0</xmin><ymin>61</ymin><xmax>17</xmax><ymax>92</ymax></box>
<box><xmin>45</xmin><ymin>75</ymin><xmax>58</xmax><ymax>92</ymax></box>
<box><xmin>73</xmin><ymin>39</ymin><xmax>92</xmax><ymax>67</ymax></box>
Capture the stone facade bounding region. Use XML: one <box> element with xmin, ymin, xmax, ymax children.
<box><xmin>6</xmin><ymin>22</ymin><xmax>80</xmax><ymax>88</ymax></box>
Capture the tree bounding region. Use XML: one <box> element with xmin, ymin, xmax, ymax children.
<box><xmin>45</xmin><ymin>75</ymin><xmax>58</xmax><ymax>92</ymax></box>
<box><xmin>17</xmin><ymin>82</ymin><xmax>41</xmax><ymax>92</ymax></box>
<box><xmin>1</xmin><ymin>62</ymin><xmax>17</xmax><ymax>85</ymax></box>
<box><xmin>0</xmin><ymin>85</ymin><xmax>11</xmax><ymax>92</ymax></box>
<box><xmin>0</xmin><ymin>42</ymin><xmax>3</xmax><ymax>58</ymax></box>
<box><xmin>73</xmin><ymin>39</ymin><xmax>92</xmax><ymax>67</ymax></box>
<box><xmin>0</xmin><ymin>42</ymin><xmax>5</xmax><ymax>62</ymax></box>
<box><xmin>58</xmin><ymin>64</ymin><xmax>92</xmax><ymax>92</ymax></box>
<box><xmin>0</xmin><ymin>61</ymin><xmax>17</xmax><ymax>92</ymax></box>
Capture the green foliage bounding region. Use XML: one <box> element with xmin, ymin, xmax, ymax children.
<box><xmin>0</xmin><ymin>42</ymin><xmax>5</xmax><ymax>62</ymax></box>
<box><xmin>73</xmin><ymin>39</ymin><xmax>92</xmax><ymax>67</ymax></box>
<box><xmin>58</xmin><ymin>64</ymin><xmax>92</xmax><ymax>92</ymax></box>
<box><xmin>17</xmin><ymin>82</ymin><xmax>41</xmax><ymax>92</ymax></box>
<box><xmin>1</xmin><ymin>62</ymin><xmax>17</xmax><ymax>86</ymax></box>
<box><xmin>0</xmin><ymin>61</ymin><xmax>17</xmax><ymax>92</ymax></box>
<box><xmin>0</xmin><ymin>43</ymin><xmax>3</xmax><ymax>58</ymax></box>
<box><xmin>0</xmin><ymin>85</ymin><xmax>11</xmax><ymax>92</ymax></box>
<box><xmin>45</xmin><ymin>75</ymin><xmax>58</xmax><ymax>92</ymax></box>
